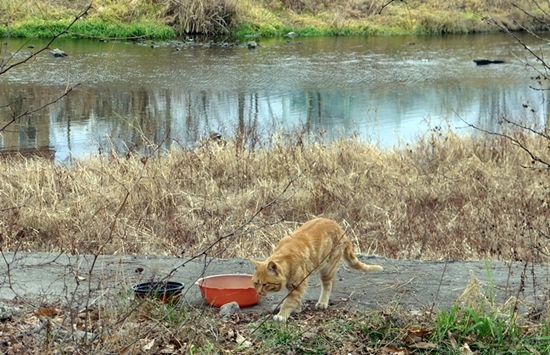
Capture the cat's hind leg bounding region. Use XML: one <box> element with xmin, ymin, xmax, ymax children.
<box><xmin>316</xmin><ymin>266</ymin><xmax>337</xmax><ymax>309</ymax></box>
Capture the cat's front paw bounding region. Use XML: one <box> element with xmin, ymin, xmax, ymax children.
<box><xmin>273</xmin><ymin>314</ymin><xmax>287</xmax><ymax>322</ymax></box>
<box><xmin>315</xmin><ymin>301</ymin><xmax>329</xmax><ymax>309</ymax></box>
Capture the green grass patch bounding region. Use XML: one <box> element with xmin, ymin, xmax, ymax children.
<box><xmin>246</xmin><ymin>302</ymin><xmax>550</xmax><ymax>354</ymax></box>
<box><xmin>3</xmin><ymin>18</ymin><xmax>176</xmax><ymax>39</ymax></box>
<box><xmin>232</xmin><ymin>23</ymin><xmax>290</xmax><ymax>38</ymax></box>
<box><xmin>432</xmin><ymin>305</ymin><xmax>550</xmax><ymax>354</ymax></box>
<box><xmin>232</xmin><ymin>21</ymin><xmax>408</xmax><ymax>39</ymax></box>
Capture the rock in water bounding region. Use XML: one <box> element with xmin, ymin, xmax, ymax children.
<box><xmin>473</xmin><ymin>59</ymin><xmax>504</xmax><ymax>65</ymax></box>
<box><xmin>50</xmin><ymin>48</ymin><xmax>68</xmax><ymax>57</ymax></box>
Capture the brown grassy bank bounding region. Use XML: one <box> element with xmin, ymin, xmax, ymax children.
<box><xmin>238</xmin><ymin>0</ymin><xmax>550</xmax><ymax>36</ymax></box>
<box><xmin>1</xmin><ymin>129</ymin><xmax>549</xmax><ymax>262</ymax></box>
<box><xmin>2</xmin><ymin>0</ymin><xmax>550</xmax><ymax>38</ymax></box>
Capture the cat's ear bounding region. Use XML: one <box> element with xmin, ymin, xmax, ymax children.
<box><xmin>267</xmin><ymin>261</ymin><xmax>279</xmax><ymax>275</ymax></box>
<box><xmin>250</xmin><ymin>259</ymin><xmax>261</xmax><ymax>269</ymax></box>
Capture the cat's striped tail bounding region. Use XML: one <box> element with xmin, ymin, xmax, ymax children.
<box><xmin>343</xmin><ymin>241</ymin><xmax>383</xmax><ymax>273</ymax></box>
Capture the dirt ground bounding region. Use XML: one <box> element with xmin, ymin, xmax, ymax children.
<box><xmin>1</xmin><ymin>252</ymin><xmax>548</xmax><ymax>316</ymax></box>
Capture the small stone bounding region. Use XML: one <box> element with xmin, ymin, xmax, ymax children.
<box><xmin>219</xmin><ymin>301</ymin><xmax>240</xmax><ymax>320</ymax></box>
<box><xmin>49</xmin><ymin>48</ymin><xmax>67</xmax><ymax>57</ymax></box>
<box><xmin>0</xmin><ymin>302</ymin><xmax>24</xmax><ymax>321</ymax></box>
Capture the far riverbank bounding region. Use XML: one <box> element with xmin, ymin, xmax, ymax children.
<box><xmin>1</xmin><ymin>0</ymin><xmax>549</xmax><ymax>40</ymax></box>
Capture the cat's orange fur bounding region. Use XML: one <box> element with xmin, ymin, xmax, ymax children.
<box><xmin>250</xmin><ymin>218</ymin><xmax>383</xmax><ymax>322</ymax></box>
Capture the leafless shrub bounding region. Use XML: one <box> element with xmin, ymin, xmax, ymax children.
<box><xmin>159</xmin><ymin>0</ymin><xmax>238</xmax><ymax>35</ymax></box>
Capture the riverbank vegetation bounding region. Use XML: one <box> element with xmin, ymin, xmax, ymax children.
<box><xmin>1</xmin><ymin>127</ymin><xmax>549</xmax><ymax>263</ymax></box>
<box><xmin>1</xmin><ymin>0</ymin><xmax>550</xmax><ymax>39</ymax></box>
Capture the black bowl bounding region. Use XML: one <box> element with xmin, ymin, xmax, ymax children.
<box><xmin>132</xmin><ymin>281</ymin><xmax>185</xmax><ymax>303</ymax></box>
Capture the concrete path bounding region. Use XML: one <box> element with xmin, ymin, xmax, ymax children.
<box><xmin>0</xmin><ymin>252</ymin><xmax>547</xmax><ymax>314</ymax></box>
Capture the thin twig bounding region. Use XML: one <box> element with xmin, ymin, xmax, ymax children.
<box><xmin>0</xmin><ymin>3</ymin><xmax>93</xmax><ymax>77</ymax></box>
<box><xmin>169</xmin><ymin>170</ymin><xmax>306</xmax><ymax>275</ymax></box>
<box><xmin>113</xmin><ymin>169</ymin><xmax>306</xmax><ymax>352</ymax></box>
<box><xmin>430</xmin><ymin>259</ymin><xmax>448</xmax><ymax>315</ymax></box>
<box><xmin>455</xmin><ymin>114</ymin><xmax>550</xmax><ymax>169</ymax></box>
<box><xmin>0</xmin><ymin>318</ymin><xmax>49</xmax><ymax>346</ymax></box>
<box><xmin>378</xmin><ymin>0</ymin><xmax>405</xmax><ymax>15</ymax></box>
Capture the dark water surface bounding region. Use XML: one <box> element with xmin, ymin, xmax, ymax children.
<box><xmin>1</xmin><ymin>33</ymin><xmax>548</xmax><ymax>161</ymax></box>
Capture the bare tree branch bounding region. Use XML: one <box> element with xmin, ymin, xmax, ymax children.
<box><xmin>456</xmin><ymin>114</ymin><xmax>550</xmax><ymax>169</ymax></box>
<box><xmin>511</xmin><ymin>1</ymin><xmax>550</xmax><ymax>26</ymax></box>
<box><xmin>0</xmin><ymin>82</ymin><xmax>83</xmax><ymax>132</ymax></box>
<box><xmin>499</xmin><ymin>115</ymin><xmax>550</xmax><ymax>141</ymax></box>
<box><xmin>378</xmin><ymin>0</ymin><xmax>406</xmax><ymax>15</ymax></box>
<box><xmin>169</xmin><ymin>169</ymin><xmax>306</xmax><ymax>276</ymax></box>
<box><xmin>0</xmin><ymin>2</ymin><xmax>93</xmax><ymax>76</ymax></box>
<box><xmin>465</xmin><ymin>2</ymin><xmax>550</xmax><ymax>171</ymax></box>
<box><xmin>0</xmin><ymin>2</ymin><xmax>93</xmax><ymax>136</ymax></box>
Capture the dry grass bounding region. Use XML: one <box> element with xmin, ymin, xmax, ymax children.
<box><xmin>160</xmin><ymin>0</ymin><xmax>238</xmax><ymax>35</ymax></box>
<box><xmin>2</xmin><ymin>294</ymin><xmax>549</xmax><ymax>354</ymax></box>
<box><xmin>3</xmin><ymin>0</ymin><xmax>550</xmax><ymax>37</ymax></box>
<box><xmin>1</xmin><ymin>128</ymin><xmax>550</xmax><ymax>262</ymax></box>
<box><xmin>1</xmin><ymin>0</ymin><xmax>238</xmax><ymax>36</ymax></box>
<box><xmin>245</xmin><ymin>0</ymin><xmax>550</xmax><ymax>34</ymax></box>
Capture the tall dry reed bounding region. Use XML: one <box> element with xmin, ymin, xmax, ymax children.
<box><xmin>159</xmin><ymin>0</ymin><xmax>237</xmax><ymax>35</ymax></box>
<box><xmin>1</xmin><ymin>129</ymin><xmax>549</xmax><ymax>262</ymax></box>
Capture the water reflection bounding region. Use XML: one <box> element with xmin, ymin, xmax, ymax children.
<box><xmin>0</xmin><ymin>34</ymin><xmax>547</xmax><ymax>161</ymax></box>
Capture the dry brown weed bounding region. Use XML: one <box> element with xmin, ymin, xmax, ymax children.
<box><xmin>1</xmin><ymin>130</ymin><xmax>549</xmax><ymax>262</ymax></box>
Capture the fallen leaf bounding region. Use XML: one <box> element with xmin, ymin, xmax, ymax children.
<box><xmin>459</xmin><ymin>343</ymin><xmax>474</xmax><ymax>355</ymax></box>
<box><xmin>378</xmin><ymin>345</ymin><xmax>410</xmax><ymax>354</ymax></box>
<box><xmin>235</xmin><ymin>332</ymin><xmax>252</xmax><ymax>348</ymax></box>
<box><xmin>34</xmin><ymin>307</ymin><xmax>61</xmax><ymax>317</ymax></box>
<box><xmin>448</xmin><ymin>331</ymin><xmax>458</xmax><ymax>349</ymax></box>
<box><xmin>302</xmin><ymin>330</ymin><xmax>318</xmax><ymax>340</ymax></box>
<box><xmin>77</xmin><ymin>311</ymin><xmax>99</xmax><ymax>321</ymax></box>
<box><xmin>52</xmin><ymin>316</ymin><xmax>64</xmax><ymax>325</ymax></box>
<box><xmin>404</xmin><ymin>326</ymin><xmax>432</xmax><ymax>342</ymax></box>
<box><xmin>408</xmin><ymin>341</ymin><xmax>437</xmax><ymax>350</ymax></box>
<box><xmin>142</xmin><ymin>338</ymin><xmax>155</xmax><ymax>351</ymax></box>
<box><xmin>160</xmin><ymin>344</ymin><xmax>175</xmax><ymax>354</ymax></box>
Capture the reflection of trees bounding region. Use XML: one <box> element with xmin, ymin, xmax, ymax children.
<box><xmin>238</xmin><ymin>91</ymin><xmax>244</xmax><ymax>135</ymax></box>
<box><xmin>0</xmin><ymin>87</ymin><xmax>52</xmax><ymax>150</ymax></box>
<box><xmin>0</xmin><ymin>81</ymin><xmax>544</xmax><ymax>155</ymax></box>
<box><xmin>477</xmin><ymin>87</ymin><xmax>504</xmax><ymax>133</ymax></box>
<box><xmin>287</xmin><ymin>83</ymin><xmax>543</xmax><ymax>141</ymax></box>
<box><xmin>474</xmin><ymin>84</ymin><xmax>545</xmax><ymax>134</ymax></box>
<box><xmin>306</xmin><ymin>91</ymin><xmax>322</xmax><ymax>129</ymax></box>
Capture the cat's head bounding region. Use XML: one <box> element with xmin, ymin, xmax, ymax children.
<box><xmin>250</xmin><ymin>259</ymin><xmax>285</xmax><ymax>296</ymax></box>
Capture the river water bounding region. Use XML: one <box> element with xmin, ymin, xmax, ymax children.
<box><xmin>0</xmin><ymin>33</ymin><xmax>548</xmax><ymax>161</ymax></box>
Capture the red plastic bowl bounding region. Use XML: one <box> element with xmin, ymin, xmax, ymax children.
<box><xmin>195</xmin><ymin>274</ymin><xmax>261</xmax><ymax>307</ymax></box>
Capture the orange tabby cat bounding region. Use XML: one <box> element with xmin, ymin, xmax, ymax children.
<box><xmin>250</xmin><ymin>218</ymin><xmax>383</xmax><ymax>322</ymax></box>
